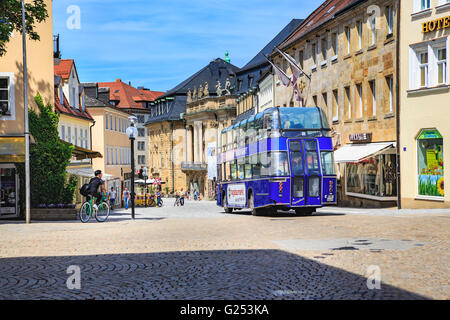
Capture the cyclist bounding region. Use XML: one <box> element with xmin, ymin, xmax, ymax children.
<box><xmin>87</xmin><ymin>170</ymin><xmax>107</xmax><ymax>210</ymax></box>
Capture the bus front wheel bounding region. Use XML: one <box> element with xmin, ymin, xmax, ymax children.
<box><xmin>223</xmin><ymin>194</ymin><xmax>233</xmax><ymax>214</ymax></box>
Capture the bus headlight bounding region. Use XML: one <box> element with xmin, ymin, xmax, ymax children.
<box><xmin>309</xmin><ymin>177</ymin><xmax>320</xmax><ymax>197</ymax></box>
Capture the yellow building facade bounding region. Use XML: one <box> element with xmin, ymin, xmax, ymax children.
<box><xmin>0</xmin><ymin>0</ymin><xmax>54</xmax><ymax>218</ymax></box>
<box><xmin>399</xmin><ymin>0</ymin><xmax>450</xmax><ymax>208</ymax></box>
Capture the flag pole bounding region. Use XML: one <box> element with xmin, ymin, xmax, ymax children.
<box><xmin>274</xmin><ymin>45</ymin><xmax>311</xmax><ymax>81</ymax></box>
<box><xmin>21</xmin><ymin>0</ymin><xmax>31</xmax><ymax>224</ymax></box>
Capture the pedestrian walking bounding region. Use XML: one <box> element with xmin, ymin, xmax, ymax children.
<box><xmin>174</xmin><ymin>190</ymin><xmax>181</xmax><ymax>206</ymax></box>
<box><xmin>123</xmin><ymin>188</ymin><xmax>130</xmax><ymax>210</ymax></box>
<box><xmin>180</xmin><ymin>188</ymin><xmax>185</xmax><ymax>206</ymax></box>
<box><xmin>109</xmin><ymin>187</ymin><xmax>116</xmax><ymax>210</ymax></box>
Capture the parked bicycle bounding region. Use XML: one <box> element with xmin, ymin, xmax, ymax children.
<box><xmin>79</xmin><ymin>194</ymin><xmax>110</xmax><ymax>223</ymax></box>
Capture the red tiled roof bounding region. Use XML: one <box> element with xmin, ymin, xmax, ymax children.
<box><xmin>54</xmin><ymin>59</ymin><xmax>74</xmax><ymax>79</ymax></box>
<box><xmin>280</xmin><ymin>0</ymin><xmax>358</xmax><ymax>50</ymax></box>
<box><xmin>54</xmin><ymin>88</ymin><xmax>94</xmax><ymax>121</ymax></box>
<box><xmin>98</xmin><ymin>79</ymin><xmax>165</xmax><ymax>110</ymax></box>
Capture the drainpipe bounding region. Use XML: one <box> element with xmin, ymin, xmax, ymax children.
<box><xmin>171</xmin><ymin>121</ymin><xmax>175</xmax><ymax>193</ymax></box>
<box><xmin>395</xmin><ymin>0</ymin><xmax>401</xmax><ymax>209</ymax></box>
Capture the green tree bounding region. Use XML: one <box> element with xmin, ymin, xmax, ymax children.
<box><xmin>27</xmin><ymin>93</ymin><xmax>77</xmax><ymax>205</ymax></box>
<box><xmin>0</xmin><ymin>0</ymin><xmax>48</xmax><ymax>56</ymax></box>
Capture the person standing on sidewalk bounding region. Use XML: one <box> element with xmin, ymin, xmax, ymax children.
<box><xmin>123</xmin><ymin>188</ymin><xmax>130</xmax><ymax>210</ymax></box>
<box><xmin>109</xmin><ymin>187</ymin><xmax>116</xmax><ymax>210</ymax></box>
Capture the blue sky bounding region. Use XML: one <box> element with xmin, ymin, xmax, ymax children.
<box><xmin>53</xmin><ymin>0</ymin><xmax>323</xmax><ymax>92</ymax></box>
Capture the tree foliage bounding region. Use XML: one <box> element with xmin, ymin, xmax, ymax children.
<box><xmin>0</xmin><ymin>0</ymin><xmax>48</xmax><ymax>56</ymax></box>
<box><xmin>28</xmin><ymin>94</ymin><xmax>77</xmax><ymax>205</ymax></box>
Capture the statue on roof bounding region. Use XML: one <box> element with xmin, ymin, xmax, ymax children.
<box><xmin>216</xmin><ymin>80</ymin><xmax>222</xmax><ymax>97</ymax></box>
<box><xmin>187</xmin><ymin>88</ymin><xmax>192</xmax><ymax>103</ymax></box>
<box><xmin>198</xmin><ymin>84</ymin><xmax>203</xmax><ymax>99</ymax></box>
<box><xmin>224</xmin><ymin>78</ymin><xmax>231</xmax><ymax>95</ymax></box>
<box><xmin>193</xmin><ymin>87</ymin><xmax>198</xmax><ymax>101</ymax></box>
<box><xmin>225</xmin><ymin>51</ymin><xmax>231</xmax><ymax>63</ymax></box>
<box><xmin>203</xmin><ymin>82</ymin><xmax>209</xmax><ymax>97</ymax></box>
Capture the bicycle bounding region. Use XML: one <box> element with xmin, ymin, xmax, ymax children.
<box><xmin>79</xmin><ymin>194</ymin><xmax>110</xmax><ymax>223</ymax></box>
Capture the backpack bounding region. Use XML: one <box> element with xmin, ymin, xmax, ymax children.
<box><xmin>80</xmin><ymin>183</ymin><xmax>90</xmax><ymax>197</ymax></box>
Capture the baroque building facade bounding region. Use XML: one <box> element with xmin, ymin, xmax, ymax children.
<box><xmin>273</xmin><ymin>0</ymin><xmax>399</xmax><ymax>207</ymax></box>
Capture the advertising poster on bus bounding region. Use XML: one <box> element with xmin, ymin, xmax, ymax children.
<box><xmin>227</xmin><ymin>184</ymin><xmax>246</xmax><ymax>207</ymax></box>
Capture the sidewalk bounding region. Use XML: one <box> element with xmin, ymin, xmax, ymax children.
<box><xmin>318</xmin><ymin>206</ymin><xmax>450</xmax><ymax>216</ymax></box>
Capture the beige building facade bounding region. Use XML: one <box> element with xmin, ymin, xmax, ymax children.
<box><xmin>273</xmin><ymin>0</ymin><xmax>399</xmax><ymax>207</ymax></box>
<box><xmin>399</xmin><ymin>0</ymin><xmax>450</xmax><ymax>208</ymax></box>
<box><xmin>0</xmin><ymin>0</ymin><xmax>54</xmax><ymax>218</ymax></box>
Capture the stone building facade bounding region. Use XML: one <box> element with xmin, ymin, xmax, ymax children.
<box><xmin>273</xmin><ymin>0</ymin><xmax>399</xmax><ymax>207</ymax></box>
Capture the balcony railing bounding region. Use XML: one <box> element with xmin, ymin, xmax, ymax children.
<box><xmin>181</xmin><ymin>162</ymin><xmax>207</xmax><ymax>171</ymax></box>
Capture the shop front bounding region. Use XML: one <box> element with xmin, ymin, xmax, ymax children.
<box><xmin>416</xmin><ymin>129</ymin><xmax>444</xmax><ymax>200</ymax></box>
<box><xmin>0</xmin><ymin>137</ymin><xmax>25</xmax><ymax>219</ymax></box>
<box><xmin>335</xmin><ymin>141</ymin><xmax>397</xmax><ymax>208</ymax></box>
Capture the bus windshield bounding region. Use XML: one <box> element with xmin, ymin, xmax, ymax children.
<box><xmin>279</xmin><ymin>107</ymin><xmax>329</xmax><ymax>130</ymax></box>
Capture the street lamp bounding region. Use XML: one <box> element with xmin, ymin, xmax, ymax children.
<box><xmin>126</xmin><ymin>116</ymin><xmax>138</xmax><ymax>220</ymax></box>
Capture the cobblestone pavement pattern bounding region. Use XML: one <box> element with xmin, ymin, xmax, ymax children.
<box><xmin>0</xmin><ymin>199</ymin><xmax>448</xmax><ymax>300</ymax></box>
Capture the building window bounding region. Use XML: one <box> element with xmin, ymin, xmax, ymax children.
<box><xmin>68</xmin><ymin>127</ymin><xmax>72</xmax><ymax>143</ymax></box>
<box><xmin>299</xmin><ymin>50</ymin><xmax>304</xmax><ymax>69</ymax></box>
<box><xmin>386</xmin><ymin>76</ymin><xmax>394</xmax><ymax>114</ymax></box>
<box><xmin>61</xmin><ymin>125</ymin><xmax>65</xmax><ymax>140</ymax></box>
<box><xmin>321</xmin><ymin>37</ymin><xmax>327</xmax><ymax>61</ymax></box>
<box><xmin>411</xmin><ymin>41</ymin><xmax>448</xmax><ymax>89</ymax></box>
<box><xmin>421</xmin><ymin>0</ymin><xmax>431</xmax><ymax>10</ymax></box>
<box><xmin>74</xmin><ymin>128</ymin><xmax>78</xmax><ymax>146</ymax></box>
<box><xmin>312</xmin><ymin>43</ymin><xmax>317</xmax><ymax>66</ymax></box>
<box><xmin>331</xmin><ymin>32</ymin><xmax>338</xmax><ymax>58</ymax></box>
<box><xmin>138</xmin><ymin>155</ymin><xmax>146</xmax><ymax>165</ymax></box>
<box><xmin>345</xmin><ymin>86</ymin><xmax>351</xmax><ymax>119</ymax></box>
<box><xmin>369</xmin><ymin>80</ymin><xmax>376</xmax><ymax>116</ymax></box>
<box><xmin>72</xmin><ymin>87</ymin><xmax>76</xmax><ymax>108</ymax></box>
<box><xmin>105</xmin><ymin>113</ymin><xmax>108</xmax><ymax>129</ymax></box>
<box><xmin>345</xmin><ymin>26</ymin><xmax>351</xmax><ymax>54</ymax></box>
<box><xmin>114</xmin><ymin>116</ymin><xmax>117</xmax><ymax>131</ymax></box>
<box><xmin>356</xmin><ymin>83</ymin><xmax>363</xmax><ymax>118</ymax></box>
<box><xmin>0</xmin><ymin>73</ymin><xmax>14</xmax><ymax>118</ymax></box>
<box><xmin>417</xmin><ymin>129</ymin><xmax>444</xmax><ymax>198</ymax></box>
<box><xmin>370</xmin><ymin>15</ymin><xmax>377</xmax><ymax>46</ymax></box>
<box><xmin>332</xmin><ymin>90</ymin><xmax>338</xmax><ymax>122</ymax></box>
<box><xmin>138</xmin><ymin>141</ymin><xmax>145</xmax><ymax>151</ymax></box>
<box><xmin>386</xmin><ymin>5</ymin><xmax>394</xmax><ymax>36</ymax></box>
<box><xmin>357</xmin><ymin>20</ymin><xmax>363</xmax><ymax>50</ymax></box>
<box><xmin>419</xmin><ymin>51</ymin><xmax>429</xmax><ymax>87</ymax></box>
<box><xmin>110</xmin><ymin>114</ymin><xmax>113</xmax><ymax>130</ymax></box>
<box><xmin>137</xmin><ymin>115</ymin><xmax>145</xmax><ymax>123</ymax></box>
<box><xmin>322</xmin><ymin>92</ymin><xmax>328</xmax><ymax>117</ymax></box>
<box><xmin>346</xmin><ymin>154</ymin><xmax>397</xmax><ymax>199</ymax></box>
<box><xmin>436</xmin><ymin>47</ymin><xmax>447</xmax><ymax>85</ymax></box>
<box><xmin>138</xmin><ymin>128</ymin><xmax>145</xmax><ymax>137</ymax></box>
<box><xmin>107</xmin><ymin>146</ymin><xmax>110</xmax><ymax>165</ymax></box>
<box><xmin>85</xmin><ymin>129</ymin><xmax>88</xmax><ymax>148</ymax></box>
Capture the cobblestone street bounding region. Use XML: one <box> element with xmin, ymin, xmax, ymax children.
<box><xmin>0</xmin><ymin>199</ymin><xmax>448</xmax><ymax>300</ymax></box>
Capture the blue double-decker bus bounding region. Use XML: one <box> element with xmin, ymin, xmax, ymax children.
<box><xmin>216</xmin><ymin>107</ymin><xmax>337</xmax><ymax>216</ymax></box>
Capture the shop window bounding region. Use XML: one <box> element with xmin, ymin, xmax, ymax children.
<box><xmin>0</xmin><ymin>166</ymin><xmax>18</xmax><ymax>217</ymax></box>
<box><xmin>417</xmin><ymin>129</ymin><xmax>444</xmax><ymax>198</ymax></box>
<box><xmin>346</xmin><ymin>154</ymin><xmax>397</xmax><ymax>199</ymax></box>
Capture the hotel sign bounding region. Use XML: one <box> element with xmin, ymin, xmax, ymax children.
<box><xmin>349</xmin><ymin>133</ymin><xmax>372</xmax><ymax>143</ymax></box>
<box><xmin>422</xmin><ymin>16</ymin><xmax>450</xmax><ymax>33</ymax></box>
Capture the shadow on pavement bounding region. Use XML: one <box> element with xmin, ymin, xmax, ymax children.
<box><xmin>226</xmin><ymin>210</ymin><xmax>345</xmax><ymax>217</ymax></box>
<box><xmin>0</xmin><ymin>249</ymin><xmax>427</xmax><ymax>300</ymax></box>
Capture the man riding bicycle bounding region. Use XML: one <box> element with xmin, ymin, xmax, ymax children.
<box><xmin>87</xmin><ymin>170</ymin><xmax>107</xmax><ymax>209</ymax></box>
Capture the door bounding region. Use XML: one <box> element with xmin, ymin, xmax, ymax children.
<box><xmin>0</xmin><ymin>164</ymin><xmax>19</xmax><ymax>218</ymax></box>
<box><xmin>289</xmin><ymin>140</ymin><xmax>306</xmax><ymax>206</ymax></box>
<box><xmin>304</xmin><ymin>139</ymin><xmax>321</xmax><ymax>206</ymax></box>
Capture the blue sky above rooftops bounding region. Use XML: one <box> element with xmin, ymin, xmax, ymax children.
<box><xmin>53</xmin><ymin>0</ymin><xmax>323</xmax><ymax>92</ymax></box>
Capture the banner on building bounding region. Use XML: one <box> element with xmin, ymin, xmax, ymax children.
<box><xmin>207</xmin><ymin>142</ymin><xmax>217</xmax><ymax>180</ymax></box>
